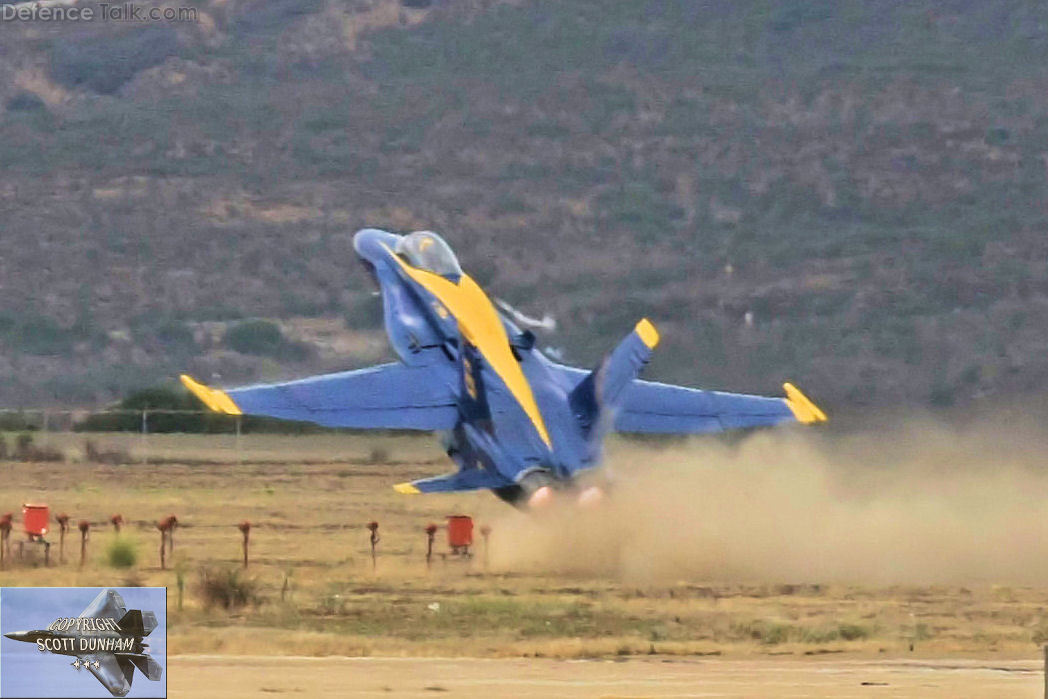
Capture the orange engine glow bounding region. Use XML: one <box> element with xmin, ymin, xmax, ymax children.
<box><xmin>577</xmin><ymin>486</ymin><xmax>604</xmax><ymax>508</ymax></box>
<box><xmin>528</xmin><ymin>486</ymin><xmax>554</xmax><ymax>509</ymax></box>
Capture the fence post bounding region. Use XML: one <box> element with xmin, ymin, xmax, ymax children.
<box><xmin>140</xmin><ymin>409</ymin><xmax>149</xmax><ymax>465</ymax></box>
<box><xmin>40</xmin><ymin>410</ymin><xmax>49</xmax><ymax>453</ymax></box>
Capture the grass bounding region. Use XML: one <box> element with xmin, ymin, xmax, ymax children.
<box><xmin>0</xmin><ymin>432</ymin><xmax>1044</xmax><ymax>659</ymax></box>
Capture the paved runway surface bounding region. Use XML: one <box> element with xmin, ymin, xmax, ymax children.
<box><xmin>169</xmin><ymin>655</ymin><xmax>1041</xmax><ymax>697</ymax></box>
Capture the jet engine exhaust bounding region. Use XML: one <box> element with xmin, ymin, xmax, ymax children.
<box><xmin>528</xmin><ymin>485</ymin><xmax>555</xmax><ymax>509</ymax></box>
<box><xmin>577</xmin><ymin>486</ymin><xmax>604</xmax><ymax>508</ymax></box>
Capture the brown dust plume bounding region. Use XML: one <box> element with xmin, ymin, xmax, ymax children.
<box><xmin>488</xmin><ymin>415</ymin><xmax>1048</xmax><ymax>585</ymax></box>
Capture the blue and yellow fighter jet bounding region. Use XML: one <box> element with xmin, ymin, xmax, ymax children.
<box><xmin>181</xmin><ymin>229</ymin><xmax>826</xmax><ymax>508</ymax></box>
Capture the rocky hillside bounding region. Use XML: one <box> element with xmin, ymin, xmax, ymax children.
<box><xmin>2</xmin><ymin>0</ymin><xmax>1048</xmax><ymax>413</ymax></box>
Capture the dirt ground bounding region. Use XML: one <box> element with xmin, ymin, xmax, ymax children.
<box><xmin>169</xmin><ymin>655</ymin><xmax>1042</xmax><ymax>698</ymax></box>
<box><xmin>4</xmin><ymin>425</ymin><xmax>1048</xmax><ymax>696</ymax></box>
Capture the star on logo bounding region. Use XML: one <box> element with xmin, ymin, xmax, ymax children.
<box><xmin>71</xmin><ymin>659</ymin><xmax>81</xmax><ymax>669</ymax></box>
<box><xmin>92</xmin><ymin>660</ymin><xmax>100</xmax><ymax>669</ymax></box>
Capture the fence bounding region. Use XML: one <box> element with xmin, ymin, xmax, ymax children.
<box><xmin>0</xmin><ymin>409</ymin><xmax>437</xmax><ymax>466</ymax></box>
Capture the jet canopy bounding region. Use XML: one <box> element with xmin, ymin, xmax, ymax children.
<box><xmin>396</xmin><ymin>231</ymin><xmax>462</xmax><ymax>277</ymax></box>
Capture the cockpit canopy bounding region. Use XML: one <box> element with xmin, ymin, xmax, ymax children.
<box><xmin>395</xmin><ymin>231</ymin><xmax>462</xmax><ymax>278</ymax></box>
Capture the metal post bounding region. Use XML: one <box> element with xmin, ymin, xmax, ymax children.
<box><xmin>140</xmin><ymin>410</ymin><xmax>148</xmax><ymax>465</ymax></box>
<box><xmin>40</xmin><ymin>410</ymin><xmax>48</xmax><ymax>453</ymax></box>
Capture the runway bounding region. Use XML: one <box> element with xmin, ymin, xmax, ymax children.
<box><xmin>168</xmin><ymin>655</ymin><xmax>1041</xmax><ymax>698</ymax></box>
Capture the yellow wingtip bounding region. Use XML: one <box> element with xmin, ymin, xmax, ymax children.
<box><xmin>393</xmin><ymin>482</ymin><xmax>420</xmax><ymax>495</ymax></box>
<box><xmin>783</xmin><ymin>382</ymin><xmax>828</xmax><ymax>424</ymax></box>
<box><xmin>635</xmin><ymin>318</ymin><xmax>660</xmax><ymax>349</ymax></box>
<box><xmin>179</xmin><ymin>374</ymin><xmax>242</xmax><ymax>416</ymax></box>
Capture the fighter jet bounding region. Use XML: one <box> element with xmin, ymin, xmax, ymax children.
<box><xmin>182</xmin><ymin>229</ymin><xmax>827</xmax><ymax>508</ymax></box>
<box><xmin>3</xmin><ymin>589</ymin><xmax>163</xmax><ymax>697</ymax></box>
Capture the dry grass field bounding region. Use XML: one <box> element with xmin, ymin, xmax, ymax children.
<box><xmin>2</xmin><ymin>423</ymin><xmax>1048</xmax><ymax>694</ymax></box>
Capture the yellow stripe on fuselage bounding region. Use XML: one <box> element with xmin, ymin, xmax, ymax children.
<box><xmin>385</xmin><ymin>247</ymin><xmax>552</xmax><ymax>449</ymax></box>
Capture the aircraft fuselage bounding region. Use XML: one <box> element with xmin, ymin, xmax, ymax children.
<box><xmin>353</xmin><ymin>229</ymin><xmax>595</xmax><ymax>500</ymax></box>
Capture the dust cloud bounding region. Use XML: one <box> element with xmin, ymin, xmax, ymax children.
<box><xmin>489</xmin><ymin>413</ymin><xmax>1048</xmax><ymax>585</ymax></box>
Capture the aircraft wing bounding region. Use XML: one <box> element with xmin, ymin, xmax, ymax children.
<box><xmin>181</xmin><ymin>363</ymin><xmax>459</xmax><ymax>430</ymax></box>
<box><xmin>84</xmin><ymin>653</ymin><xmax>134</xmax><ymax>697</ymax></box>
<box><xmin>614</xmin><ymin>380</ymin><xmax>826</xmax><ymax>434</ymax></box>
<box><xmin>79</xmin><ymin>589</ymin><xmax>127</xmax><ymax>621</ymax></box>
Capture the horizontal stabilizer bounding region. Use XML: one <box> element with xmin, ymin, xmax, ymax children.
<box><xmin>126</xmin><ymin>653</ymin><xmax>164</xmax><ymax>681</ymax></box>
<box><xmin>85</xmin><ymin>653</ymin><xmax>134</xmax><ymax>697</ymax></box>
<box><xmin>394</xmin><ymin>468</ymin><xmax>513</xmax><ymax>495</ymax></box>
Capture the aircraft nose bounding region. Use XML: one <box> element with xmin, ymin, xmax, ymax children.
<box><xmin>352</xmin><ymin>228</ymin><xmax>400</xmax><ymax>258</ymax></box>
<box><xmin>4</xmin><ymin>630</ymin><xmax>32</xmax><ymax>642</ymax></box>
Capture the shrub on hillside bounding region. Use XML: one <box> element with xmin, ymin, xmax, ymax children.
<box><xmin>224</xmin><ymin>319</ymin><xmax>309</xmax><ymax>360</ymax></box>
<box><xmin>50</xmin><ymin>27</ymin><xmax>179</xmax><ymax>95</ymax></box>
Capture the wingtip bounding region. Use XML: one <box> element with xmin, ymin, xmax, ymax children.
<box><xmin>393</xmin><ymin>482</ymin><xmax>420</xmax><ymax>495</ymax></box>
<box><xmin>635</xmin><ymin>318</ymin><xmax>660</xmax><ymax>349</ymax></box>
<box><xmin>180</xmin><ymin>374</ymin><xmax>242</xmax><ymax>416</ymax></box>
<box><xmin>783</xmin><ymin>382</ymin><xmax>828</xmax><ymax>424</ymax></box>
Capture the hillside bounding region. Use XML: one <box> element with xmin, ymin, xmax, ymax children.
<box><xmin>2</xmin><ymin>0</ymin><xmax>1048</xmax><ymax>411</ymax></box>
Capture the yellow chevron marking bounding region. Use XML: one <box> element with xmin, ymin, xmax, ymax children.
<box><xmin>783</xmin><ymin>382</ymin><xmax>828</xmax><ymax>424</ymax></box>
<box><xmin>635</xmin><ymin>318</ymin><xmax>660</xmax><ymax>349</ymax></box>
<box><xmin>180</xmin><ymin>374</ymin><xmax>242</xmax><ymax>415</ymax></box>
<box><xmin>386</xmin><ymin>245</ymin><xmax>552</xmax><ymax>449</ymax></box>
<box><xmin>393</xmin><ymin>482</ymin><xmax>421</xmax><ymax>494</ymax></box>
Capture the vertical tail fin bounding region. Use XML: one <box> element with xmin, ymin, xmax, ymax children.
<box><xmin>116</xmin><ymin>609</ymin><xmax>157</xmax><ymax>637</ymax></box>
<box><xmin>569</xmin><ymin>319</ymin><xmax>659</xmax><ymax>439</ymax></box>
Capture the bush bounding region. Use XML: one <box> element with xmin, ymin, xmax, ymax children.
<box><xmin>366</xmin><ymin>446</ymin><xmax>390</xmax><ymax>464</ymax></box>
<box><xmin>199</xmin><ymin>567</ymin><xmax>260</xmax><ymax>610</ymax></box>
<box><xmin>343</xmin><ymin>296</ymin><xmax>383</xmax><ymax>330</ymax></box>
<box><xmin>6</xmin><ymin>92</ymin><xmax>46</xmax><ymax>112</ymax></box>
<box><xmin>224</xmin><ymin>319</ymin><xmax>307</xmax><ymax>359</ymax></box>
<box><xmin>74</xmin><ymin>383</ymin><xmax>333</xmax><ymax>434</ymax></box>
<box><xmin>732</xmin><ymin>620</ymin><xmax>794</xmax><ymax>645</ymax></box>
<box><xmin>0</xmin><ymin>313</ymin><xmax>74</xmax><ymax>356</ymax></box>
<box><xmin>50</xmin><ymin>27</ymin><xmax>179</xmax><ymax>94</ymax></box>
<box><xmin>153</xmin><ymin>321</ymin><xmax>197</xmax><ymax>352</ymax></box>
<box><xmin>928</xmin><ymin>381</ymin><xmax>956</xmax><ymax>408</ymax></box>
<box><xmin>596</xmin><ymin>181</ymin><xmax>685</xmax><ymax>241</ymax></box>
<box><xmin>74</xmin><ymin>386</ymin><xmax>224</xmax><ymax>433</ymax></box>
<box><xmin>229</xmin><ymin>0</ymin><xmax>322</xmax><ymax>36</ymax></box>
<box><xmin>0</xmin><ymin>412</ymin><xmax>37</xmax><ymax>432</ymax></box>
<box><xmin>83</xmin><ymin>439</ymin><xmax>132</xmax><ymax>465</ymax></box>
<box><xmin>12</xmin><ymin>433</ymin><xmax>63</xmax><ymax>462</ymax></box>
<box><xmin>837</xmin><ymin>623</ymin><xmax>870</xmax><ymax>641</ymax></box>
<box><xmin>106</xmin><ymin>535</ymin><xmax>139</xmax><ymax>569</ymax></box>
